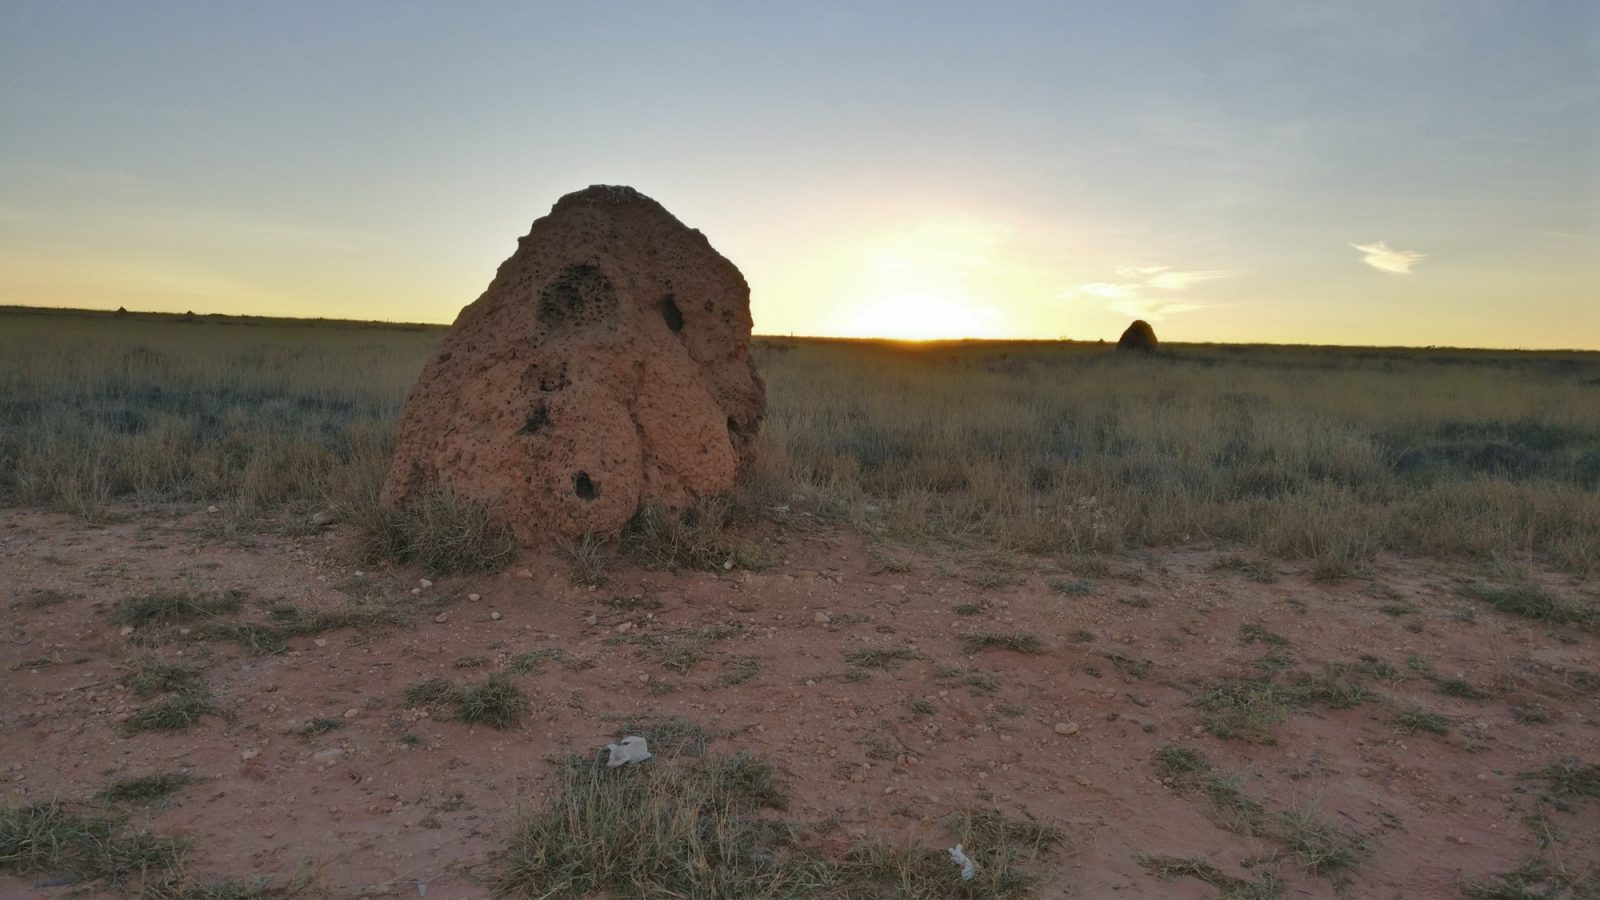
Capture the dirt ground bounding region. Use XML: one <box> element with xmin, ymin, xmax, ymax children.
<box><xmin>2</xmin><ymin>506</ymin><xmax>1596</xmax><ymax>898</ymax></box>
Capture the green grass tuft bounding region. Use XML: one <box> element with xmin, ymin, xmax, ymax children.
<box><xmin>845</xmin><ymin>647</ymin><xmax>918</xmax><ymax>670</ymax></box>
<box><xmin>348</xmin><ymin>487</ymin><xmax>516</xmax><ymax>576</ymax></box>
<box><xmin>405</xmin><ymin>675</ymin><xmax>528</xmax><ymax>729</ymax></box>
<box><xmin>0</xmin><ymin>800</ymin><xmax>187</xmax><ymax>892</ymax></box>
<box><xmin>112</xmin><ymin>590</ymin><xmax>242</xmax><ymax>626</ymax></box>
<box><xmin>125</xmin><ymin>655</ymin><xmax>202</xmax><ymax>698</ymax></box>
<box><xmin>121</xmin><ymin>690</ymin><xmax>219</xmax><ymax>735</ymax></box>
<box><xmin>1393</xmin><ymin>706</ymin><xmax>1452</xmax><ymax>736</ymax></box>
<box><xmin>97</xmin><ymin>772</ymin><xmax>200</xmax><ymax>806</ymax></box>
<box><xmin>960</xmin><ymin>633</ymin><xmax>1046</xmax><ymax>655</ymax></box>
<box><xmin>1462</xmin><ymin>582</ymin><xmax>1596</xmax><ymax>627</ymax></box>
<box><xmin>497</xmin><ymin>751</ymin><xmax>825</xmax><ymax>897</ymax></box>
<box><xmin>1520</xmin><ymin>759</ymin><xmax>1600</xmax><ymax>800</ymax></box>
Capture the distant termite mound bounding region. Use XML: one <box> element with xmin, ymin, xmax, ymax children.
<box><xmin>382</xmin><ymin>185</ymin><xmax>766</xmax><ymax>543</ymax></box>
<box><xmin>1117</xmin><ymin>319</ymin><xmax>1159</xmax><ymax>352</ymax></box>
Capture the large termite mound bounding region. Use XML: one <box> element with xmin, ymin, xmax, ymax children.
<box><xmin>382</xmin><ymin>185</ymin><xmax>765</xmax><ymax>543</ymax></box>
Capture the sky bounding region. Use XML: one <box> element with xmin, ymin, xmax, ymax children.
<box><xmin>1</xmin><ymin>1</ymin><xmax>1596</xmax><ymax>348</ymax></box>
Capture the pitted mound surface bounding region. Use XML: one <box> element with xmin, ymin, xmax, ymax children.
<box><xmin>382</xmin><ymin>185</ymin><xmax>765</xmax><ymax>542</ymax></box>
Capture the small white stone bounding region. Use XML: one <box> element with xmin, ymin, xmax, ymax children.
<box><xmin>343</xmin><ymin>708</ymin><xmax>359</xmax><ymax>719</ymax></box>
<box><xmin>206</xmin><ymin>505</ymin><xmax>219</xmax><ymax>513</ymax></box>
<box><xmin>490</xmin><ymin>611</ymin><xmax>502</xmax><ymax>621</ymax></box>
<box><xmin>353</xmin><ymin>570</ymin><xmax>365</xmax><ymax>578</ymax></box>
<box><xmin>813</xmin><ymin>612</ymin><xmax>831</xmax><ymax>625</ymax></box>
<box><xmin>584</xmin><ymin>615</ymin><xmax>598</xmax><ymax>626</ymax></box>
<box><xmin>615</xmin><ymin>622</ymin><xmax>633</xmax><ymax>633</ymax></box>
<box><xmin>241</xmin><ymin>747</ymin><xmax>260</xmax><ymax>760</ymax></box>
<box><xmin>467</xmin><ymin>593</ymin><xmax>481</xmax><ymax>602</ymax></box>
<box><xmin>120</xmin><ymin>626</ymin><xmax>135</xmax><ymax>637</ymax></box>
<box><xmin>1054</xmin><ymin>722</ymin><xmax>1080</xmax><ymax>736</ymax></box>
<box><xmin>419</xmin><ymin>579</ymin><xmax>433</xmax><ymax>588</ymax></box>
<box><xmin>433</xmin><ymin>613</ymin><xmax>448</xmax><ymax>624</ymax></box>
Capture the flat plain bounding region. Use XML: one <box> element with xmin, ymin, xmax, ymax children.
<box><xmin>2</xmin><ymin>306</ymin><xmax>1597</xmax><ymax>898</ymax></box>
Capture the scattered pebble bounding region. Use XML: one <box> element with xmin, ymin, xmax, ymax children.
<box><xmin>119</xmin><ymin>626</ymin><xmax>135</xmax><ymax>637</ymax></box>
<box><xmin>314</xmin><ymin>639</ymin><xmax>327</xmax><ymax>647</ymax></box>
<box><xmin>584</xmin><ymin>615</ymin><xmax>598</xmax><ymax>626</ymax></box>
<box><xmin>813</xmin><ymin>612</ymin><xmax>831</xmax><ymax>625</ymax></box>
<box><xmin>490</xmin><ymin>611</ymin><xmax>502</xmax><ymax>621</ymax></box>
<box><xmin>343</xmin><ymin>708</ymin><xmax>359</xmax><ymax>719</ymax></box>
<box><xmin>615</xmin><ymin>622</ymin><xmax>633</xmax><ymax>633</ymax></box>
<box><xmin>433</xmin><ymin>613</ymin><xmax>448</xmax><ymax>624</ymax></box>
<box><xmin>467</xmin><ymin>593</ymin><xmax>481</xmax><ymax>602</ymax></box>
<box><xmin>241</xmin><ymin>747</ymin><xmax>260</xmax><ymax>760</ymax></box>
<box><xmin>312</xmin><ymin>748</ymin><xmax>344</xmax><ymax>766</ymax></box>
<box><xmin>1054</xmin><ymin>722</ymin><xmax>1080</xmax><ymax>736</ymax></box>
<box><xmin>419</xmin><ymin>579</ymin><xmax>433</xmax><ymax>589</ymax></box>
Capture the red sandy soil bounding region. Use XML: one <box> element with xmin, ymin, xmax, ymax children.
<box><xmin>2</xmin><ymin>506</ymin><xmax>1597</xmax><ymax>899</ymax></box>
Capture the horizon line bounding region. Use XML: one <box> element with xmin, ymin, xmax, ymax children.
<box><xmin>4</xmin><ymin>304</ymin><xmax>1597</xmax><ymax>355</ymax></box>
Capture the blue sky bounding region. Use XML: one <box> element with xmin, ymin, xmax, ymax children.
<box><xmin>2</xmin><ymin>1</ymin><xmax>1595</xmax><ymax>346</ymax></box>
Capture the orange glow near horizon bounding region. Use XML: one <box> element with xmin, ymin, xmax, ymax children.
<box><xmin>838</xmin><ymin>293</ymin><xmax>1006</xmax><ymax>342</ymax></box>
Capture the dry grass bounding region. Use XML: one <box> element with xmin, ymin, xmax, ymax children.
<box><xmin>5</xmin><ymin>308</ymin><xmax>1600</xmax><ymax>573</ymax></box>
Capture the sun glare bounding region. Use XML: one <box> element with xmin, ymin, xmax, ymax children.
<box><xmin>842</xmin><ymin>293</ymin><xmax>1000</xmax><ymax>341</ymax></box>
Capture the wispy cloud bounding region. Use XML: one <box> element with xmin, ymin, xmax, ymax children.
<box><xmin>1148</xmin><ymin>269</ymin><xmax>1233</xmax><ymax>290</ymax></box>
<box><xmin>1063</xmin><ymin>263</ymin><xmax>1236</xmax><ymax>321</ymax></box>
<box><xmin>1350</xmin><ymin>240</ymin><xmax>1425</xmax><ymax>276</ymax></box>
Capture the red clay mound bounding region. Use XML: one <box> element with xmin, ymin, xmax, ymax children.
<box><xmin>382</xmin><ymin>185</ymin><xmax>765</xmax><ymax>543</ymax></box>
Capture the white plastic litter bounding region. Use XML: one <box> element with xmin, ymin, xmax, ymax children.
<box><xmin>605</xmin><ymin>735</ymin><xmax>653</xmax><ymax>767</ymax></box>
<box><xmin>948</xmin><ymin>843</ymin><xmax>976</xmax><ymax>881</ymax></box>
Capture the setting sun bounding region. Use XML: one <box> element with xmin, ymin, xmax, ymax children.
<box><xmin>840</xmin><ymin>293</ymin><xmax>1003</xmax><ymax>341</ymax></box>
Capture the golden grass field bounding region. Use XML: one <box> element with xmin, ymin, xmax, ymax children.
<box><xmin>4</xmin><ymin>305</ymin><xmax>1598</xmax><ymax>575</ymax></box>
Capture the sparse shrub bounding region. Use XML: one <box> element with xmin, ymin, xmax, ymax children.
<box><xmin>1193</xmin><ymin>677</ymin><xmax>1290</xmax><ymax>743</ymax></box>
<box><xmin>121</xmin><ymin>690</ymin><xmax>219</xmax><ymax>735</ymax></box>
<box><xmin>0</xmin><ymin>800</ymin><xmax>187</xmax><ymax>892</ymax></box>
<box><xmin>125</xmin><ymin>656</ymin><xmax>202</xmax><ymax>697</ymax></box>
<box><xmin>623</xmin><ymin>499</ymin><xmax>771</xmax><ymax>571</ymax></box>
<box><xmin>1521</xmin><ymin>759</ymin><xmax>1600</xmax><ymax>800</ymax></box>
<box><xmin>497</xmin><ymin>750</ymin><xmax>826</xmax><ymax>898</ymax></box>
<box><xmin>961</xmin><ymin>633</ymin><xmax>1046</xmax><ymax>655</ymax></box>
<box><xmin>349</xmin><ymin>488</ymin><xmax>515</xmax><ymax>576</ymax></box>
<box><xmin>1393</xmin><ymin>706</ymin><xmax>1452</xmax><ymax>736</ymax></box>
<box><xmin>1239</xmin><ymin>623</ymin><xmax>1289</xmax><ymax>647</ymax></box>
<box><xmin>842</xmin><ymin>806</ymin><xmax>1063</xmax><ymax>899</ymax></box>
<box><xmin>845</xmin><ymin>647</ymin><xmax>917</xmax><ymax>670</ymax></box>
<box><xmin>97</xmin><ymin>772</ymin><xmax>199</xmax><ymax>805</ymax></box>
<box><xmin>1434</xmin><ymin>677</ymin><xmax>1490</xmax><ymax>700</ymax></box>
<box><xmin>1138</xmin><ymin>855</ymin><xmax>1284</xmax><ymax>900</ymax></box>
<box><xmin>112</xmin><ymin>590</ymin><xmax>241</xmax><ymax>626</ymax></box>
<box><xmin>455</xmin><ymin>675</ymin><xmax>529</xmax><ymax>728</ymax></box>
<box><xmin>404</xmin><ymin>674</ymin><xmax>528</xmax><ymax>729</ymax></box>
<box><xmin>560</xmin><ymin>533</ymin><xmax>610</xmax><ymax>586</ymax></box>
<box><xmin>1463</xmin><ymin>582</ymin><xmax>1595</xmax><ymax>627</ymax></box>
<box><xmin>1048</xmin><ymin>578</ymin><xmax>1095</xmax><ymax>596</ymax></box>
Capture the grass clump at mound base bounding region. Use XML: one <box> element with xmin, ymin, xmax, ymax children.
<box><xmin>347</xmin><ymin>487</ymin><xmax>516</xmax><ymax>576</ymax></box>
